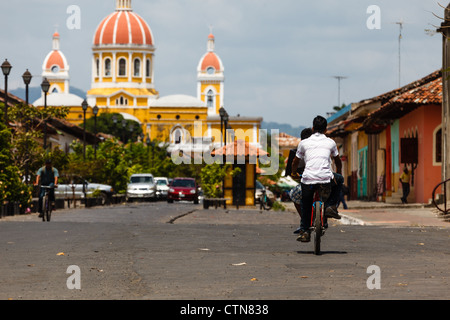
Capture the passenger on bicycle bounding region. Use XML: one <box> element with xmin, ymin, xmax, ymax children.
<box><xmin>291</xmin><ymin>116</ymin><xmax>342</xmax><ymax>243</ymax></box>
<box><xmin>288</xmin><ymin>127</ymin><xmax>313</xmax><ymax>234</ymax></box>
<box><xmin>34</xmin><ymin>159</ymin><xmax>59</xmax><ymax>218</ymax></box>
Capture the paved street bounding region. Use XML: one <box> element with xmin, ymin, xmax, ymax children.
<box><xmin>0</xmin><ymin>200</ymin><xmax>449</xmax><ymax>301</ymax></box>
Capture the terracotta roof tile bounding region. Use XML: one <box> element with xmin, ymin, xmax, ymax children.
<box><xmin>211</xmin><ymin>140</ymin><xmax>268</xmax><ymax>157</ymax></box>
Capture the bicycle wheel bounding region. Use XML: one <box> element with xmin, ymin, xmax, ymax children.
<box><xmin>46</xmin><ymin>203</ymin><xmax>52</xmax><ymax>222</ymax></box>
<box><xmin>43</xmin><ymin>195</ymin><xmax>49</xmax><ymax>221</ymax></box>
<box><xmin>313</xmin><ymin>201</ymin><xmax>323</xmax><ymax>255</ymax></box>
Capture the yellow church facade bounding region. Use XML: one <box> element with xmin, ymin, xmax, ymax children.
<box><xmin>35</xmin><ymin>0</ymin><xmax>262</xmax><ymax>153</ymax></box>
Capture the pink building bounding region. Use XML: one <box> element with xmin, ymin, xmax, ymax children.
<box><xmin>328</xmin><ymin>70</ymin><xmax>443</xmax><ymax>204</ymax></box>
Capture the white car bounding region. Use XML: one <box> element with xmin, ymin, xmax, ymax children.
<box><xmin>126</xmin><ymin>174</ymin><xmax>157</xmax><ymax>201</ymax></box>
<box><xmin>154</xmin><ymin>177</ymin><xmax>169</xmax><ymax>200</ymax></box>
<box><xmin>55</xmin><ymin>174</ymin><xmax>114</xmax><ymax>205</ymax></box>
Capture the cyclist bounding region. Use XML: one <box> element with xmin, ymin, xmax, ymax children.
<box><xmin>288</xmin><ymin>127</ymin><xmax>313</xmax><ymax>234</ymax></box>
<box><xmin>34</xmin><ymin>159</ymin><xmax>59</xmax><ymax>218</ymax></box>
<box><xmin>291</xmin><ymin>116</ymin><xmax>342</xmax><ymax>242</ymax></box>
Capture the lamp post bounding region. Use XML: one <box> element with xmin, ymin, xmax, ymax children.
<box><xmin>81</xmin><ymin>99</ymin><xmax>88</xmax><ymax>160</ymax></box>
<box><xmin>41</xmin><ymin>78</ymin><xmax>50</xmax><ymax>150</ymax></box>
<box><xmin>219</xmin><ymin>107</ymin><xmax>225</xmax><ymax>147</ymax></box>
<box><xmin>146</xmin><ymin>134</ymin><xmax>151</xmax><ymax>168</ymax></box>
<box><xmin>128</xmin><ymin>122</ymin><xmax>134</xmax><ymax>153</ymax></box>
<box><xmin>2</xmin><ymin>59</ymin><xmax>12</xmax><ymax>125</ymax></box>
<box><xmin>22</xmin><ymin>69</ymin><xmax>32</xmax><ymax>184</ymax></box>
<box><xmin>223</xmin><ymin>111</ymin><xmax>229</xmax><ymax>146</ymax></box>
<box><xmin>121</xmin><ymin>119</ymin><xmax>126</xmax><ymax>143</ymax></box>
<box><xmin>93</xmin><ymin>105</ymin><xmax>98</xmax><ymax>159</ymax></box>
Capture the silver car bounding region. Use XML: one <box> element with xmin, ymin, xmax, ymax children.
<box><xmin>55</xmin><ymin>174</ymin><xmax>114</xmax><ymax>205</ymax></box>
<box><xmin>154</xmin><ymin>177</ymin><xmax>169</xmax><ymax>199</ymax></box>
<box><xmin>126</xmin><ymin>174</ymin><xmax>157</xmax><ymax>201</ymax></box>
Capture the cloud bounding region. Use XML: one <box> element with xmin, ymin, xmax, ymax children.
<box><xmin>0</xmin><ymin>0</ymin><xmax>444</xmax><ymax>127</ymax></box>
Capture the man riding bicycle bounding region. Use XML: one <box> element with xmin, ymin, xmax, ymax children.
<box><xmin>291</xmin><ymin>116</ymin><xmax>342</xmax><ymax>243</ymax></box>
<box><xmin>34</xmin><ymin>159</ymin><xmax>59</xmax><ymax>218</ymax></box>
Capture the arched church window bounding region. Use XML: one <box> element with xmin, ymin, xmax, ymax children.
<box><xmin>120</xmin><ymin>96</ymin><xmax>124</xmax><ymax>105</ymax></box>
<box><xmin>104</xmin><ymin>58</ymin><xmax>111</xmax><ymax>77</ymax></box>
<box><xmin>118</xmin><ymin>58</ymin><xmax>127</xmax><ymax>77</ymax></box>
<box><xmin>146</xmin><ymin>59</ymin><xmax>151</xmax><ymax>78</ymax></box>
<box><xmin>134</xmin><ymin>59</ymin><xmax>141</xmax><ymax>77</ymax></box>
<box><xmin>207</xmin><ymin>90</ymin><xmax>214</xmax><ymax>109</ymax></box>
<box><xmin>174</xmin><ymin>129</ymin><xmax>182</xmax><ymax>144</ymax></box>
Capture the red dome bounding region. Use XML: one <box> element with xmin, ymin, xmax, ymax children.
<box><xmin>45</xmin><ymin>51</ymin><xmax>66</xmax><ymax>69</ymax></box>
<box><xmin>94</xmin><ymin>11</ymin><xmax>153</xmax><ymax>46</ymax></box>
<box><xmin>201</xmin><ymin>52</ymin><xmax>221</xmax><ymax>71</ymax></box>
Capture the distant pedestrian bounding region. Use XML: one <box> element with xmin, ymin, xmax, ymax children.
<box><xmin>337</xmin><ymin>184</ymin><xmax>348</xmax><ymax>210</ymax></box>
<box><xmin>399</xmin><ymin>167</ymin><xmax>411</xmax><ymax>204</ymax></box>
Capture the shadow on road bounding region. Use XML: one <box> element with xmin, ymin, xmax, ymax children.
<box><xmin>296</xmin><ymin>250</ymin><xmax>348</xmax><ymax>255</ymax></box>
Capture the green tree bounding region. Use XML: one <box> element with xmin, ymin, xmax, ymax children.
<box><xmin>200</xmin><ymin>163</ymin><xmax>241</xmax><ymax>198</ymax></box>
<box><xmin>83</xmin><ymin>112</ymin><xmax>142</xmax><ymax>143</ymax></box>
<box><xmin>0</xmin><ymin>107</ymin><xmax>31</xmax><ymax>210</ymax></box>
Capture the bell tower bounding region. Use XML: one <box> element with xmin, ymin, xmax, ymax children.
<box><xmin>197</xmin><ymin>33</ymin><xmax>225</xmax><ymax>115</ymax></box>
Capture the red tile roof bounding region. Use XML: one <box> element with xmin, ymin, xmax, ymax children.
<box><xmin>363</xmin><ymin>70</ymin><xmax>442</xmax><ymax>128</ymax></box>
<box><xmin>277</xmin><ymin>132</ymin><xmax>301</xmax><ymax>148</ymax></box>
<box><xmin>211</xmin><ymin>140</ymin><xmax>268</xmax><ymax>157</ymax></box>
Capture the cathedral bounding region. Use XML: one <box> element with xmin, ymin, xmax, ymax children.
<box><xmin>33</xmin><ymin>0</ymin><xmax>262</xmax><ymax>153</ymax></box>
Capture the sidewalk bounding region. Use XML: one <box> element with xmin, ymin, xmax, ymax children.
<box><xmin>284</xmin><ymin>200</ymin><xmax>450</xmax><ymax>228</ymax></box>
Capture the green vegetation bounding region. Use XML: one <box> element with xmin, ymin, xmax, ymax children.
<box><xmin>1</xmin><ymin>103</ymin><xmax>285</xmax><ymax>207</ymax></box>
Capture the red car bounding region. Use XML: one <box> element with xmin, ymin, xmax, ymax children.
<box><xmin>167</xmin><ymin>178</ymin><xmax>199</xmax><ymax>204</ymax></box>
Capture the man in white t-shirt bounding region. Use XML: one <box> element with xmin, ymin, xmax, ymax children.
<box><xmin>291</xmin><ymin>116</ymin><xmax>342</xmax><ymax>242</ymax></box>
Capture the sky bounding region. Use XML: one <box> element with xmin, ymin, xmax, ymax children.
<box><xmin>0</xmin><ymin>0</ymin><xmax>445</xmax><ymax>127</ymax></box>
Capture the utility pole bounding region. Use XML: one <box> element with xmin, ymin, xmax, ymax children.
<box><xmin>333</xmin><ymin>76</ymin><xmax>347</xmax><ymax>108</ymax></box>
<box><xmin>438</xmin><ymin>3</ymin><xmax>450</xmax><ymax>189</ymax></box>
<box><xmin>395</xmin><ymin>21</ymin><xmax>403</xmax><ymax>88</ymax></box>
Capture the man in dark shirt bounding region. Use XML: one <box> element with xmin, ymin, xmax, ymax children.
<box><xmin>34</xmin><ymin>159</ymin><xmax>59</xmax><ymax>218</ymax></box>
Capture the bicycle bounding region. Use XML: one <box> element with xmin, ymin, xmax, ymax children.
<box><xmin>259</xmin><ymin>189</ymin><xmax>272</xmax><ymax>211</ymax></box>
<box><xmin>291</xmin><ymin>174</ymin><xmax>326</xmax><ymax>255</ymax></box>
<box><xmin>41</xmin><ymin>185</ymin><xmax>55</xmax><ymax>222</ymax></box>
<box><xmin>311</xmin><ymin>189</ymin><xmax>325</xmax><ymax>255</ymax></box>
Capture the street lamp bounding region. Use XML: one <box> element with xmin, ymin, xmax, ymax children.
<box><xmin>2</xmin><ymin>59</ymin><xmax>12</xmax><ymax>125</ymax></box>
<box><xmin>219</xmin><ymin>107</ymin><xmax>225</xmax><ymax>147</ymax></box>
<box><xmin>128</xmin><ymin>122</ymin><xmax>134</xmax><ymax>152</ymax></box>
<box><xmin>22</xmin><ymin>69</ymin><xmax>32</xmax><ymax>184</ymax></box>
<box><xmin>93</xmin><ymin>105</ymin><xmax>99</xmax><ymax>159</ymax></box>
<box><xmin>223</xmin><ymin>111</ymin><xmax>229</xmax><ymax>146</ymax></box>
<box><xmin>81</xmin><ymin>99</ymin><xmax>88</xmax><ymax>160</ymax></box>
<box><xmin>121</xmin><ymin>119</ymin><xmax>127</xmax><ymax>143</ymax></box>
<box><xmin>22</xmin><ymin>70</ymin><xmax>32</xmax><ymax>104</ymax></box>
<box><xmin>41</xmin><ymin>77</ymin><xmax>50</xmax><ymax>150</ymax></box>
<box><xmin>145</xmin><ymin>134</ymin><xmax>152</xmax><ymax>168</ymax></box>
